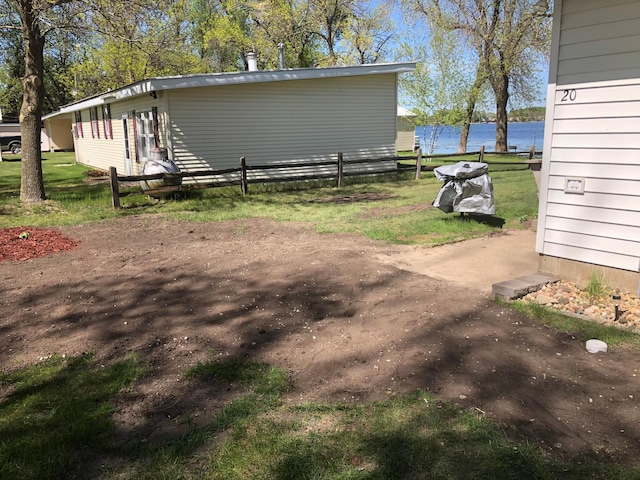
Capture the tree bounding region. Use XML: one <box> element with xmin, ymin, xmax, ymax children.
<box><xmin>186</xmin><ymin>0</ymin><xmax>256</xmax><ymax>72</ymax></box>
<box><xmin>307</xmin><ymin>0</ymin><xmax>393</xmax><ymax>66</ymax></box>
<box><xmin>400</xmin><ymin>0</ymin><xmax>488</xmax><ymax>153</ymax></box>
<box><xmin>405</xmin><ymin>0</ymin><xmax>551</xmax><ymax>152</ymax></box>
<box><xmin>0</xmin><ymin>15</ymin><xmax>24</xmax><ymax>120</ymax></box>
<box><xmin>186</xmin><ymin>0</ymin><xmax>322</xmax><ymax>71</ymax></box>
<box><xmin>1</xmin><ymin>5</ymin><xmax>85</xmax><ymax>116</ymax></box>
<box><xmin>41</xmin><ymin>27</ymin><xmax>83</xmax><ymax>110</ymax></box>
<box><xmin>456</xmin><ymin>57</ymin><xmax>487</xmax><ymax>153</ymax></box>
<box><xmin>2</xmin><ymin>0</ymin><xmax>203</xmax><ymax>202</ymax></box>
<box><xmin>341</xmin><ymin>3</ymin><xmax>394</xmax><ymax>64</ymax></box>
<box><xmin>69</xmin><ymin>3</ymin><xmax>203</xmax><ymax>97</ymax></box>
<box><xmin>308</xmin><ymin>0</ymin><xmax>353</xmax><ymax>65</ymax></box>
<box><xmin>185</xmin><ymin>0</ymin><xmax>393</xmax><ymax>70</ymax></box>
<box><xmin>249</xmin><ymin>0</ymin><xmax>323</xmax><ymax>68</ymax></box>
<box><xmin>482</xmin><ymin>0</ymin><xmax>551</xmax><ymax>151</ymax></box>
<box><xmin>400</xmin><ymin>38</ymin><xmax>467</xmax><ymax>155</ymax></box>
<box><xmin>11</xmin><ymin>0</ymin><xmax>59</xmax><ymax>202</ymax></box>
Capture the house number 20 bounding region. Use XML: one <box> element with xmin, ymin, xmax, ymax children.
<box><xmin>561</xmin><ymin>89</ymin><xmax>577</xmax><ymax>102</ymax></box>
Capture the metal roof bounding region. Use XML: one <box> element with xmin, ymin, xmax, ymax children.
<box><xmin>59</xmin><ymin>62</ymin><xmax>416</xmax><ymax>114</ymax></box>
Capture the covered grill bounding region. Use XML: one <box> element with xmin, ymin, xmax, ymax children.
<box><xmin>432</xmin><ymin>161</ymin><xmax>495</xmax><ymax>215</ymax></box>
<box><xmin>140</xmin><ymin>147</ymin><xmax>182</xmax><ymax>191</ymax></box>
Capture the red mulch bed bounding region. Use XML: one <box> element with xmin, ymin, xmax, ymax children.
<box><xmin>0</xmin><ymin>227</ymin><xmax>80</xmax><ymax>261</ymax></box>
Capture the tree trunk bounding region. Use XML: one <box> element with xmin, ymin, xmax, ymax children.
<box><xmin>18</xmin><ymin>0</ymin><xmax>47</xmax><ymax>202</ymax></box>
<box><xmin>457</xmin><ymin>65</ymin><xmax>485</xmax><ymax>154</ymax></box>
<box><xmin>457</xmin><ymin>108</ymin><xmax>473</xmax><ymax>154</ymax></box>
<box><xmin>494</xmin><ymin>73</ymin><xmax>510</xmax><ymax>153</ymax></box>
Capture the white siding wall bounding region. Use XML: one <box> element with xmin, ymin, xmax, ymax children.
<box><xmin>166</xmin><ymin>74</ymin><xmax>397</xmax><ymax>180</ymax></box>
<box><xmin>396</xmin><ymin>116</ymin><xmax>416</xmax><ymax>152</ymax></box>
<box><xmin>74</xmin><ymin>107</ymin><xmax>125</xmax><ymax>172</ymax></box>
<box><xmin>74</xmin><ymin>94</ymin><xmax>166</xmax><ymax>174</ymax></box>
<box><xmin>538</xmin><ymin>0</ymin><xmax>640</xmax><ymax>273</ymax></box>
<box><xmin>44</xmin><ymin>116</ymin><xmax>74</xmax><ymax>151</ymax></box>
<box><xmin>557</xmin><ymin>0</ymin><xmax>640</xmax><ymax>85</ymax></box>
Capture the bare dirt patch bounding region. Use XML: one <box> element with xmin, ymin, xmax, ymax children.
<box><xmin>1</xmin><ymin>216</ymin><xmax>639</xmax><ymax>462</ymax></box>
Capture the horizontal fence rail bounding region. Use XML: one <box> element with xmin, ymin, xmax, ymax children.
<box><xmin>108</xmin><ymin>148</ymin><xmax>540</xmax><ymax>208</ymax></box>
<box><xmin>403</xmin><ymin>145</ymin><xmax>541</xmax><ymax>180</ymax></box>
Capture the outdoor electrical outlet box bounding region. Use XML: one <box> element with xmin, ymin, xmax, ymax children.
<box><xmin>565</xmin><ymin>177</ymin><xmax>585</xmax><ymax>194</ymax></box>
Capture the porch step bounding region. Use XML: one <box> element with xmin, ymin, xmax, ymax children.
<box><xmin>492</xmin><ymin>274</ymin><xmax>560</xmax><ymax>301</ymax></box>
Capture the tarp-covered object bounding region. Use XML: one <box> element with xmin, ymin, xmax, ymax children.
<box><xmin>140</xmin><ymin>147</ymin><xmax>182</xmax><ymax>191</ymax></box>
<box><xmin>433</xmin><ymin>161</ymin><xmax>495</xmax><ymax>215</ymax></box>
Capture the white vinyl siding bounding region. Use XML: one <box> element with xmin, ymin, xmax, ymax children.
<box><xmin>557</xmin><ymin>0</ymin><xmax>640</xmax><ymax>85</ymax></box>
<box><xmin>43</xmin><ymin>115</ymin><xmax>74</xmax><ymax>151</ymax></box>
<box><xmin>396</xmin><ymin>115</ymin><xmax>416</xmax><ymax>152</ymax></box>
<box><xmin>74</xmin><ymin>95</ymin><xmax>165</xmax><ymax>174</ymax></box>
<box><xmin>67</xmin><ymin>66</ymin><xmax>409</xmax><ymax>179</ymax></box>
<box><xmin>538</xmin><ymin>0</ymin><xmax>640</xmax><ymax>274</ymax></box>
<box><xmin>166</xmin><ymin>74</ymin><xmax>397</xmax><ymax>180</ymax></box>
<box><xmin>74</xmin><ymin>108</ymin><xmax>123</xmax><ymax>172</ymax></box>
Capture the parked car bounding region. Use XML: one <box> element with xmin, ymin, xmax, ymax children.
<box><xmin>0</xmin><ymin>135</ymin><xmax>22</xmax><ymax>155</ymax></box>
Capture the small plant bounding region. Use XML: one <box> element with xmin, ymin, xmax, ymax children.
<box><xmin>18</xmin><ymin>231</ymin><xmax>30</xmax><ymax>239</ymax></box>
<box><xmin>585</xmin><ymin>271</ymin><xmax>609</xmax><ymax>303</ymax></box>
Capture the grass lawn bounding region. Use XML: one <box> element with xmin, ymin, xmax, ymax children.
<box><xmin>2</xmin><ymin>354</ymin><xmax>638</xmax><ymax>479</ymax></box>
<box><xmin>2</xmin><ymin>153</ymin><xmax>639</xmax><ymax>479</ymax></box>
<box><xmin>0</xmin><ymin>152</ymin><xmax>538</xmax><ymax>245</ymax></box>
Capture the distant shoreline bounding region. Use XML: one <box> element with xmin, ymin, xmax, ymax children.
<box><xmin>470</xmin><ymin>120</ymin><xmax>545</xmax><ymax>125</ymax></box>
<box><xmin>415</xmin><ymin>121</ymin><xmax>545</xmax><ymax>154</ymax></box>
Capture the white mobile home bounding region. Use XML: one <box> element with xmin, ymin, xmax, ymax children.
<box><xmin>396</xmin><ymin>106</ymin><xmax>417</xmax><ymax>152</ymax></box>
<box><xmin>42</xmin><ymin>112</ymin><xmax>74</xmax><ymax>151</ymax></box>
<box><xmin>538</xmin><ymin>0</ymin><xmax>640</xmax><ymax>293</ymax></box>
<box><xmin>59</xmin><ymin>63</ymin><xmax>415</xmax><ymax>179</ymax></box>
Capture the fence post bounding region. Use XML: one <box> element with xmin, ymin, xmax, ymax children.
<box><xmin>479</xmin><ymin>146</ymin><xmax>485</xmax><ymax>163</ymax></box>
<box><xmin>414</xmin><ymin>148</ymin><xmax>422</xmax><ymax>180</ymax></box>
<box><xmin>337</xmin><ymin>152</ymin><xmax>344</xmax><ymax>188</ymax></box>
<box><xmin>240</xmin><ymin>156</ymin><xmax>248</xmax><ymax>195</ymax></box>
<box><xmin>529</xmin><ymin>145</ymin><xmax>535</xmax><ymax>160</ymax></box>
<box><xmin>109</xmin><ymin>167</ymin><xmax>121</xmax><ymax>209</ymax></box>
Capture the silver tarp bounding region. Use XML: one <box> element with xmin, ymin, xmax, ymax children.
<box><xmin>140</xmin><ymin>147</ymin><xmax>182</xmax><ymax>190</ymax></box>
<box><xmin>433</xmin><ymin>161</ymin><xmax>495</xmax><ymax>215</ymax></box>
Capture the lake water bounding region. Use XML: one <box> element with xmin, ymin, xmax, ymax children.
<box><xmin>415</xmin><ymin>121</ymin><xmax>545</xmax><ymax>154</ymax></box>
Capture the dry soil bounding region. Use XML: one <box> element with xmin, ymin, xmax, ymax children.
<box><xmin>1</xmin><ymin>217</ymin><xmax>639</xmax><ymax>463</ymax></box>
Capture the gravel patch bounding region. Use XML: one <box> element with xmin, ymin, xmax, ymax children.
<box><xmin>522</xmin><ymin>280</ymin><xmax>640</xmax><ymax>331</ymax></box>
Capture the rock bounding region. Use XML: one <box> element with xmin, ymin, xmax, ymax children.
<box><xmin>586</xmin><ymin>339</ymin><xmax>608</xmax><ymax>353</ymax></box>
<box><xmin>535</xmin><ymin>294</ymin><xmax>557</xmax><ymax>305</ymax></box>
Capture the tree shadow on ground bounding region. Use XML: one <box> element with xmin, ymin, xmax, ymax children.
<box><xmin>1</xmin><ymin>217</ymin><xmax>638</xmax><ymax>477</ymax></box>
<box><xmin>0</xmin><ymin>353</ymin><xmax>142</xmax><ymax>480</ymax></box>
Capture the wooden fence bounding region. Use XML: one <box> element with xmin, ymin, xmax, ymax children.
<box><xmin>109</xmin><ymin>153</ymin><xmax>396</xmax><ymax>208</ymax></box>
<box><xmin>409</xmin><ymin>145</ymin><xmax>541</xmax><ymax>180</ymax></box>
<box><xmin>108</xmin><ymin>147</ymin><xmax>541</xmax><ymax>208</ymax></box>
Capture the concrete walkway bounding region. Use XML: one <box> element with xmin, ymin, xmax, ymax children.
<box><xmin>376</xmin><ymin>229</ymin><xmax>548</xmax><ymax>295</ymax></box>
